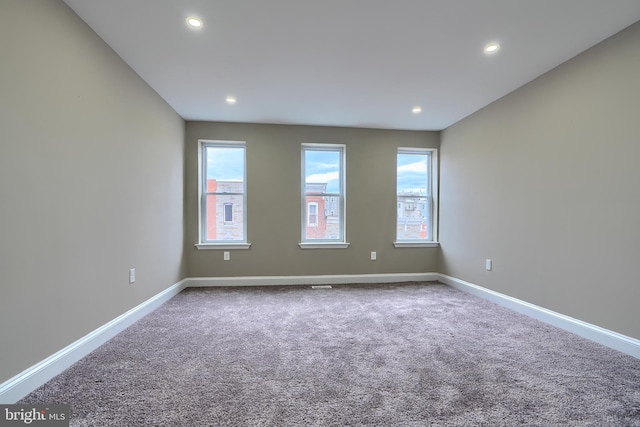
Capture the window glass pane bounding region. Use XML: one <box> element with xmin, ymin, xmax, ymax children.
<box><xmin>205</xmin><ymin>194</ymin><xmax>244</xmax><ymax>241</ymax></box>
<box><xmin>305</xmin><ymin>150</ymin><xmax>340</xmax><ymax>194</ymax></box>
<box><xmin>397</xmin><ymin>195</ymin><xmax>430</xmax><ymax>240</ymax></box>
<box><xmin>302</xmin><ymin>145</ymin><xmax>344</xmax><ymax>242</ymax></box>
<box><xmin>397</xmin><ymin>151</ymin><xmax>431</xmax><ymax>241</ymax></box>
<box><xmin>304</xmin><ymin>196</ymin><xmax>340</xmax><ymax>240</ymax></box>
<box><xmin>397</xmin><ymin>153</ymin><xmax>429</xmax><ymax>194</ymax></box>
<box><xmin>205</xmin><ymin>146</ymin><xmax>244</xmax><ymax>184</ymax></box>
<box><xmin>201</xmin><ymin>142</ymin><xmax>246</xmax><ymax>243</ymax></box>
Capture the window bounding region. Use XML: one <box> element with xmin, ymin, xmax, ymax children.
<box><xmin>300</xmin><ymin>144</ymin><xmax>348</xmax><ymax>248</ymax></box>
<box><xmin>308</xmin><ymin>202</ymin><xmax>318</xmax><ymax>227</ymax></box>
<box><xmin>196</xmin><ymin>140</ymin><xmax>250</xmax><ymax>249</ymax></box>
<box><xmin>395</xmin><ymin>148</ymin><xmax>438</xmax><ymax>247</ymax></box>
<box><xmin>223</xmin><ymin>203</ymin><xmax>233</xmax><ymax>223</ymax></box>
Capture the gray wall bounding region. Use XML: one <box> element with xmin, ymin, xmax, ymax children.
<box><xmin>439</xmin><ymin>22</ymin><xmax>640</xmax><ymax>340</ymax></box>
<box><xmin>0</xmin><ymin>0</ymin><xmax>185</xmax><ymax>383</ymax></box>
<box><xmin>186</xmin><ymin>122</ymin><xmax>439</xmax><ymax>277</ymax></box>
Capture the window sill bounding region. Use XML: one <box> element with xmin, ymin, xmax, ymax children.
<box><xmin>298</xmin><ymin>242</ymin><xmax>350</xmax><ymax>249</ymax></box>
<box><xmin>195</xmin><ymin>243</ymin><xmax>252</xmax><ymax>250</ymax></box>
<box><xmin>393</xmin><ymin>241</ymin><xmax>439</xmax><ymax>248</ymax></box>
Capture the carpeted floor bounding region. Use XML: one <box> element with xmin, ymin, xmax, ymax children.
<box><xmin>19</xmin><ymin>282</ymin><xmax>640</xmax><ymax>426</ymax></box>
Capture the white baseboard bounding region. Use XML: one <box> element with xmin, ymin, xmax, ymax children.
<box><xmin>438</xmin><ymin>274</ymin><xmax>640</xmax><ymax>359</ymax></box>
<box><xmin>186</xmin><ymin>272</ymin><xmax>439</xmax><ymax>287</ymax></box>
<box><xmin>0</xmin><ymin>279</ymin><xmax>188</xmax><ymax>404</ymax></box>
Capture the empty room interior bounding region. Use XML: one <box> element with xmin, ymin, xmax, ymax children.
<box><xmin>1</xmin><ymin>0</ymin><xmax>640</xmax><ymax>425</ymax></box>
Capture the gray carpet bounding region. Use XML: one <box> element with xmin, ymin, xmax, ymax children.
<box><xmin>19</xmin><ymin>282</ymin><xmax>640</xmax><ymax>426</ymax></box>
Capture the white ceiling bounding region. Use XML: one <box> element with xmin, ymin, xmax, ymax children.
<box><xmin>63</xmin><ymin>0</ymin><xmax>640</xmax><ymax>131</ymax></box>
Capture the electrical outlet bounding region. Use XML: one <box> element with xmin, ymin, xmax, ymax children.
<box><xmin>371</xmin><ymin>251</ymin><xmax>377</xmax><ymax>261</ymax></box>
<box><xmin>129</xmin><ymin>268</ymin><xmax>136</xmax><ymax>284</ymax></box>
<box><xmin>485</xmin><ymin>259</ymin><xmax>492</xmax><ymax>271</ymax></box>
<box><xmin>224</xmin><ymin>251</ymin><xmax>230</xmax><ymax>261</ymax></box>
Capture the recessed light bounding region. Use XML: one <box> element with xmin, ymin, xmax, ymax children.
<box><xmin>226</xmin><ymin>96</ymin><xmax>237</xmax><ymax>105</ymax></box>
<box><xmin>412</xmin><ymin>106</ymin><xmax>422</xmax><ymax>114</ymax></box>
<box><xmin>484</xmin><ymin>42</ymin><xmax>500</xmax><ymax>54</ymax></box>
<box><xmin>186</xmin><ymin>17</ymin><xmax>202</xmax><ymax>29</ymax></box>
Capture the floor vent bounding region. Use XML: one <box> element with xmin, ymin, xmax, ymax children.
<box><xmin>311</xmin><ymin>285</ymin><xmax>332</xmax><ymax>290</ymax></box>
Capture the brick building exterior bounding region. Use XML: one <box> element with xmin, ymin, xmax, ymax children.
<box><xmin>206</xmin><ymin>180</ymin><xmax>245</xmax><ymax>241</ymax></box>
<box><xmin>305</xmin><ymin>183</ymin><xmax>340</xmax><ymax>240</ymax></box>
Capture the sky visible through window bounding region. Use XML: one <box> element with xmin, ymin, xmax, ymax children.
<box><xmin>206</xmin><ymin>146</ymin><xmax>244</xmax><ymax>181</ymax></box>
<box><xmin>206</xmin><ymin>146</ymin><xmax>428</xmax><ymax>193</ymax></box>
<box><xmin>305</xmin><ymin>150</ymin><xmax>340</xmax><ymax>193</ymax></box>
<box><xmin>397</xmin><ymin>153</ymin><xmax>429</xmax><ymax>194</ymax></box>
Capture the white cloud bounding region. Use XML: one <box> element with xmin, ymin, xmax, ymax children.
<box><xmin>398</xmin><ymin>161</ymin><xmax>427</xmax><ymax>173</ymax></box>
<box><xmin>312</xmin><ymin>162</ymin><xmax>338</xmax><ymax>170</ymax></box>
<box><xmin>306</xmin><ymin>171</ymin><xmax>339</xmax><ymax>183</ymax></box>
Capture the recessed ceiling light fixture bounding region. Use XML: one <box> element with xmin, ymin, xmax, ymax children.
<box><xmin>226</xmin><ymin>96</ymin><xmax>237</xmax><ymax>105</ymax></box>
<box><xmin>484</xmin><ymin>42</ymin><xmax>500</xmax><ymax>54</ymax></box>
<box><xmin>186</xmin><ymin>17</ymin><xmax>202</xmax><ymax>29</ymax></box>
<box><xmin>412</xmin><ymin>106</ymin><xmax>422</xmax><ymax>114</ymax></box>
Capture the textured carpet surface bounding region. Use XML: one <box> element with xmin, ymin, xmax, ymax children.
<box><xmin>20</xmin><ymin>282</ymin><xmax>640</xmax><ymax>426</ymax></box>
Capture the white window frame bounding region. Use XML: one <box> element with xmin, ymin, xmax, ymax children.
<box><xmin>299</xmin><ymin>143</ymin><xmax>349</xmax><ymax>249</ymax></box>
<box><xmin>394</xmin><ymin>147</ymin><xmax>439</xmax><ymax>248</ymax></box>
<box><xmin>195</xmin><ymin>140</ymin><xmax>251</xmax><ymax>250</ymax></box>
